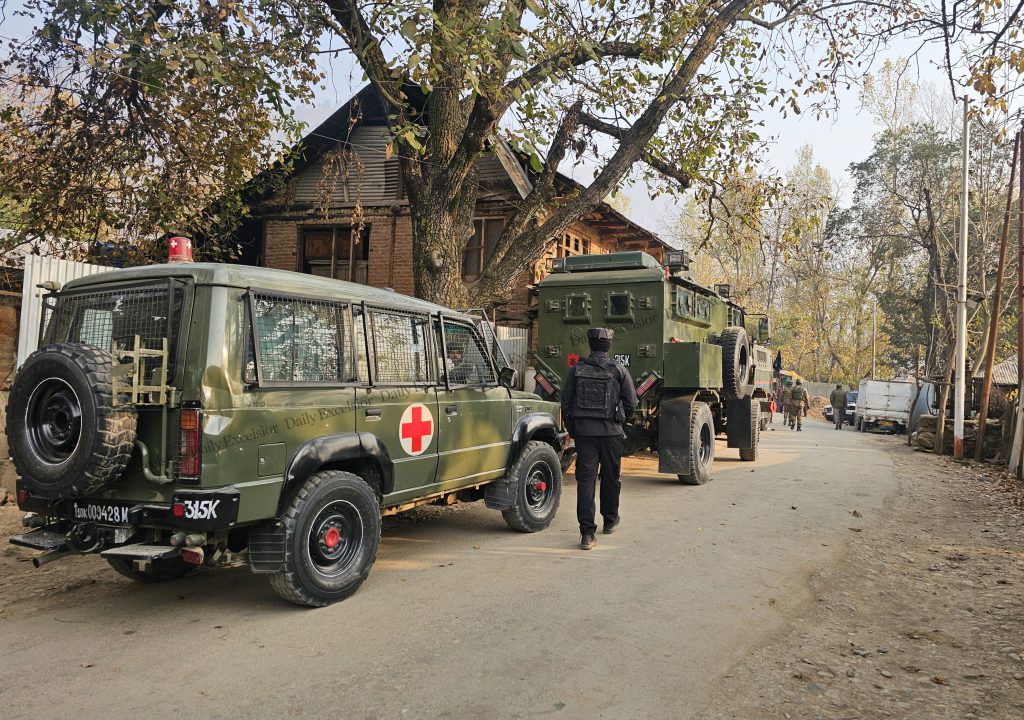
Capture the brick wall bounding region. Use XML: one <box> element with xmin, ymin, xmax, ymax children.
<box><xmin>263</xmin><ymin>207</ymin><xmax>418</xmax><ymax>296</ymax></box>
<box><xmin>259</xmin><ymin>206</ymin><xmax>648</xmax><ymax>329</ymax></box>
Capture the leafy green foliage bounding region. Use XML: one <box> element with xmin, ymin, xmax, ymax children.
<box><xmin>0</xmin><ymin>0</ymin><xmax>322</xmax><ymax>259</ymax></box>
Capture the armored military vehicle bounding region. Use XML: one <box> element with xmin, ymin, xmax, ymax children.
<box><xmin>8</xmin><ymin>261</ymin><xmax>566</xmax><ymax>606</ymax></box>
<box><xmin>533</xmin><ymin>250</ymin><xmax>771</xmax><ymax>484</ymax></box>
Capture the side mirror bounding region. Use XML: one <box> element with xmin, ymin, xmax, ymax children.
<box><xmin>498</xmin><ymin>366</ymin><xmax>517</xmax><ymax>389</ymax></box>
<box><xmin>757</xmin><ymin>316</ymin><xmax>771</xmax><ymax>343</ymax></box>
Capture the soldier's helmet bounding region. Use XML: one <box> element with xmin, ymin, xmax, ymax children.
<box><xmin>587</xmin><ymin>327</ymin><xmax>614</xmax><ymax>351</ymax></box>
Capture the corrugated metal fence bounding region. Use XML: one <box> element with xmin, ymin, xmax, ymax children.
<box><xmin>803</xmin><ymin>380</ymin><xmax>837</xmax><ymax>398</ymax></box>
<box><xmin>17</xmin><ymin>256</ymin><xmax>107</xmax><ymax>367</ymax></box>
<box><xmin>495</xmin><ymin>326</ymin><xmax>529</xmax><ymax>385</ymax></box>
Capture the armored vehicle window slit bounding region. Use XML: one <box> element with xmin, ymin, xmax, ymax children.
<box><xmin>605</xmin><ymin>291</ymin><xmax>634</xmax><ymax>321</ymax></box>
<box><xmin>251</xmin><ymin>292</ymin><xmax>351</xmax><ymax>384</ymax></box>
<box><xmin>369</xmin><ymin>309</ymin><xmax>431</xmax><ymax>385</ymax></box>
<box><xmin>563</xmin><ymin>292</ymin><xmax>591</xmax><ymax>323</ymax></box>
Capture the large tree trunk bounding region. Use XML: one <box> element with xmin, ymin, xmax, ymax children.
<box><xmin>407</xmin><ymin>170</ymin><xmax>478</xmax><ymax>308</ymax></box>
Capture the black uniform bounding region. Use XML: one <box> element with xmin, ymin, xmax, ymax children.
<box><xmin>561</xmin><ymin>347</ymin><xmax>637</xmax><ymax>537</ymax></box>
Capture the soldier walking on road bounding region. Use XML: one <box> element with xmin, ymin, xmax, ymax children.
<box><xmin>781</xmin><ymin>384</ymin><xmax>793</xmax><ymax>427</ymax></box>
<box><xmin>790</xmin><ymin>380</ymin><xmax>809</xmax><ymax>431</ymax></box>
<box><xmin>830</xmin><ymin>384</ymin><xmax>846</xmax><ymax>430</ymax></box>
<box><xmin>561</xmin><ymin>328</ymin><xmax>637</xmax><ymax>551</ymax></box>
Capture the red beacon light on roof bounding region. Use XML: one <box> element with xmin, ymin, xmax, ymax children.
<box><xmin>168</xmin><ymin>236</ymin><xmax>194</xmax><ymax>263</ymax></box>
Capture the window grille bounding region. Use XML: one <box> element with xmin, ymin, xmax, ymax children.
<box><xmin>43</xmin><ymin>282</ymin><xmax>185</xmax><ymax>385</ymax></box>
<box><xmin>439</xmin><ymin>320</ymin><xmax>496</xmax><ymax>385</ymax></box>
<box><xmin>369</xmin><ymin>309</ymin><xmax>430</xmax><ymax>384</ymax></box>
<box><xmin>251</xmin><ymin>292</ymin><xmax>351</xmax><ymax>384</ymax></box>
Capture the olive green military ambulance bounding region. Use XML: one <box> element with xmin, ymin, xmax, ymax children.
<box><xmin>533</xmin><ymin>250</ymin><xmax>771</xmax><ymax>484</ymax></box>
<box><xmin>8</xmin><ymin>263</ymin><xmax>565</xmax><ymax>606</ymax></box>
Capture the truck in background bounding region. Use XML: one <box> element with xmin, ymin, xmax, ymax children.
<box><xmin>855</xmin><ymin>380</ymin><xmax>914</xmax><ymax>434</ymax></box>
<box><xmin>533</xmin><ymin>250</ymin><xmax>772</xmax><ymax>485</ymax></box>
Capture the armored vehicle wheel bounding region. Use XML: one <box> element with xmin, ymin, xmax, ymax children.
<box><xmin>678</xmin><ymin>402</ymin><xmax>715</xmax><ymax>485</ymax></box>
<box><xmin>720</xmin><ymin>327</ymin><xmax>751</xmax><ymax>401</ymax></box>
<box><xmin>739</xmin><ymin>401</ymin><xmax>760</xmax><ymax>462</ymax></box>
<box><xmin>502</xmin><ymin>440</ymin><xmax>562</xmax><ymax>533</ymax></box>
<box><xmin>270</xmin><ymin>470</ymin><xmax>381</xmax><ymax>607</ymax></box>
<box><xmin>106</xmin><ymin>556</ymin><xmax>198</xmax><ymax>583</ymax></box>
<box><xmin>7</xmin><ymin>343</ymin><xmax>137</xmax><ymax>498</ymax></box>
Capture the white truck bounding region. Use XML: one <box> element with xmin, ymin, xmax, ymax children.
<box><xmin>855</xmin><ymin>380</ymin><xmax>914</xmax><ymax>434</ymax></box>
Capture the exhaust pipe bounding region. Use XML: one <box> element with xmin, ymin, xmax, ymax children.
<box><xmin>32</xmin><ymin>549</ymin><xmax>72</xmax><ymax>568</ymax></box>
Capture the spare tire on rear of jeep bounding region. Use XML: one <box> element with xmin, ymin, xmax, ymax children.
<box><xmin>7</xmin><ymin>343</ymin><xmax>137</xmax><ymax>498</ymax></box>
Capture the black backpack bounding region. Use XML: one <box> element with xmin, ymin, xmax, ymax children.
<box><xmin>572</xmin><ymin>357</ymin><xmax>620</xmax><ymax>420</ymax></box>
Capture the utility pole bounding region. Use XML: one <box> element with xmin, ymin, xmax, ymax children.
<box><xmin>976</xmin><ymin>130</ymin><xmax>1020</xmax><ymax>461</ymax></box>
<box><xmin>954</xmin><ymin>98</ymin><xmax>969</xmax><ymax>460</ymax></box>
<box><xmin>871</xmin><ymin>299</ymin><xmax>877</xmax><ymax>380</ymax></box>
<box><xmin>1016</xmin><ymin>123</ymin><xmax>1024</xmax><ymax>477</ymax></box>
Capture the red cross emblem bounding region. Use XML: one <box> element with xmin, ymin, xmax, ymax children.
<box><xmin>399</xmin><ymin>403</ymin><xmax>434</xmax><ymax>456</ymax></box>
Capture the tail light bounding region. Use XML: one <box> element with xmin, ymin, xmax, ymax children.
<box><xmin>177</xmin><ymin>406</ymin><xmax>202</xmax><ymax>480</ymax></box>
<box><xmin>636</xmin><ymin>371</ymin><xmax>662</xmax><ymax>399</ymax></box>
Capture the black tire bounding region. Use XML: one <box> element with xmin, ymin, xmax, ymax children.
<box><xmin>720</xmin><ymin>327</ymin><xmax>751</xmax><ymax>401</ymax></box>
<box><xmin>106</xmin><ymin>556</ymin><xmax>198</xmax><ymax>583</ymax></box>
<box><xmin>270</xmin><ymin>470</ymin><xmax>381</xmax><ymax>607</ymax></box>
<box><xmin>678</xmin><ymin>402</ymin><xmax>715</xmax><ymax>485</ymax></box>
<box><xmin>502</xmin><ymin>440</ymin><xmax>562</xmax><ymax>532</ymax></box>
<box><xmin>740</xmin><ymin>400</ymin><xmax>760</xmax><ymax>462</ymax></box>
<box><xmin>7</xmin><ymin>343</ymin><xmax>137</xmax><ymax>498</ymax></box>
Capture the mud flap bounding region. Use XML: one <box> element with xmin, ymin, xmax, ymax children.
<box><xmin>247</xmin><ymin>521</ymin><xmax>286</xmax><ymax>574</ymax></box>
<box><xmin>726</xmin><ymin>396</ymin><xmax>755</xmax><ymax>449</ymax></box>
<box><xmin>658</xmin><ymin>396</ymin><xmax>694</xmax><ymax>475</ymax></box>
<box><xmin>484</xmin><ymin>478</ymin><xmax>516</xmax><ymax>511</ymax></box>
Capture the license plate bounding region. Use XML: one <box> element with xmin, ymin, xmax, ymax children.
<box><xmin>69</xmin><ymin>501</ymin><xmax>134</xmax><ymax>525</ymax></box>
<box><xmin>879</xmin><ymin>420</ymin><xmax>893</xmax><ymax>427</ymax></box>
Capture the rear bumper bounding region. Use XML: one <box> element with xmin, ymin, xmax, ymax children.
<box><xmin>15</xmin><ymin>481</ymin><xmax>241</xmax><ymax>531</ymax></box>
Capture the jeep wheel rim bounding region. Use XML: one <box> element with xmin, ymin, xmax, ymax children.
<box><xmin>308</xmin><ymin>500</ymin><xmax>363</xmax><ymax>576</ymax></box>
<box><xmin>26</xmin><ymin>377</ymin><xmax>82</xmax><ymax>465</ymax></box>
<box><xmin>525</xmin><ymin>462</ymin><xmax>554</xmax><ymax>514</ymax></box>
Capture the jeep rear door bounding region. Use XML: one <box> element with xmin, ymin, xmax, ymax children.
<box><xmin>433</xmin><ymin>317</ymin><xmax>512</xmax><ymax>488</ymax></box>
<box><xmin>355</xmin><ymin>306</ymin><xmax>440</xmax><ymax>505</ymax></box>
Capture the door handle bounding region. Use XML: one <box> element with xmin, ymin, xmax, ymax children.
<box><xmin>445</xmin><ymin>404</ymin><xmax>458</xmax><ymax>415</ymax></box>
<box><xmin>365</xmin><ymin>407</ymin><xmax>381</xmax><ymax>417</ymax></box>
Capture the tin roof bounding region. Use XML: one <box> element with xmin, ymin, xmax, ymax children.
<box><xmin>973</xmin><ymin>357</ymin><xmax>1018</xmax><ymax>386</ymax></box>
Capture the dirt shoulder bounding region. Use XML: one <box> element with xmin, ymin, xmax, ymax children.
<box><xmin>696</xmin><ymin>440</ymin><xmax>1024</xmax><ymax>720</ymax></box>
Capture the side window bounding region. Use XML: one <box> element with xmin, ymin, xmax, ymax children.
<box><xmin>251</xmin><ymin>293</ymin><xmax>348</xmax><ymax>383</ymax></box>
<box><xmin>441</xmin><ymin>321</ymin><xmax>496</xmax><ymax>386</ymax></box>
<box><xmin>370</xmin><ymin>310</ymin><xmax>430</xmax><ymax>384</ymax></box>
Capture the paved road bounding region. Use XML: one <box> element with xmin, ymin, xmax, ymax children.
<box><xmin>1</xmin><ymin>419</ymin><xmax>900</xmax><ymax>720</ymax></box>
